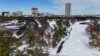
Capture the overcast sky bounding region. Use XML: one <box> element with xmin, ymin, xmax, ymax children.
<box><xmin>0</xmin><ymin>0</ymin><xmax>100</xmax><ymax>15</ymax></box>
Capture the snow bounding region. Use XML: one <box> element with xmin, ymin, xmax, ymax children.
<box><xmin>0</xmin><ymin>19</ymin><xmax>100</xmax><ymax>56</ymax></box>
<box><xmin>35</xmin><ymin>19</ymin><xmax>42</xmax><ymax>27</ymax></box>
<box><xmin>17</xmin><ymin>44</ymin><xmax>29</xmax><ymax>52</ymax></box>
<box><xmin>0</xmin><ymin>20</ymin><xmax>26</xmax><ymax>38</ymax></box>
<box><xmin>5</xmin><ymin>26</ymin><xmax>20</xmax><ymax>29</ymax></box>
<box><xmin>0</xmin><ymin>20</ymin><xmax>18</xmax><ymax>26</ymax></box>
<box><xmin>47</xmin><ymin>20</ymin><xmax>57</xmax><ymax>29</ymax></box>
<box><xmin>0</xmin><ymin>20</ymin><xmax>24</xmax><ymax>29</ymax></box>
<box><xmin>50</xmin><ymin>20</ymin><xmax>100</xmax><ymax>56</ymax></box>
<box><xmin>10</xmin><ymin>20</ymin><xmax>18</xmax><ymax>24</ymax></box>
<box><xmin>13</xmin><ymin>32</ymin><xmax>24</xmax><ymax>38</ymax></box>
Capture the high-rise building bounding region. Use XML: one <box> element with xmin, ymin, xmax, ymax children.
<box><xmin>17</xmin><ymin>11</ymin><xmax>23</xmax><ymax>16</ymax></box>
<box><xmin>65</xmin><ymin>3</ymin><xmax>71</xmax><ymax>17</ymax></box>
<box><xmin>32</xmin><ymin>8</ymin><xmax>38</xmax><ymax>17</ymax></box>
<box><xmin>12</xmin><ymin>12</ymin><xmax>17</xmax><ymax>17</ymax></box>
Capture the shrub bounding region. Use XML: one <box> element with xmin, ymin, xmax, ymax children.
<box><xmin>52</xmin><ymin>29</ymin><xmax>66</xmax><ymax>48</ymax></box>
<box><xmin>52</xmin><ymin>40</ymin><xmax>57</xmax><ymax>48</ymax></box>
<box><xmin>0</xmin><ymin>30</ymin><xmax>18</xmax><ymax>56</ymax></box>
<box><xmin>63</xmin><ymin>20</ymin><xmax>70</xmax><ymax>27</ymax></box>
<box><xmin>37</xmin><ymin>40</ymin><xmax>47</xmax><ymax>47</ymax></box>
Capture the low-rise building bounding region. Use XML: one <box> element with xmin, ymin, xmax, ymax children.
<box><xmin>2</xmin><ymin>12</ymin><xmax>10</xmax><ymax>17</ymax></box>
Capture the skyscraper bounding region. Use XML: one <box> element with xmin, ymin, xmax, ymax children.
<box><xmin>65</xmin><ymin>3</ymin><xmax>71</xmax><ymax>17</ymax></box>
<box><xmin>32</xmin><ymin>8</ymin><xmax>38</xmax><ymax>17</ymax></box>
<box><xmin>17</xmin><ymin>11</ymin><xmax>23</xmax><ymax>16</ymax></box>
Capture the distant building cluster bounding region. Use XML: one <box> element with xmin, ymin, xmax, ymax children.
<box><xmin>31</xmin><ymin>3</ymin><xmax>72</xmax><ymax>17</ymax></box>
<box><xmin>0</xmin><ymin>3</ymin><xmax>72</xmax><ymax>17</ymax></box>
<box><xmin>31</xmin><ymin>7</ymin><xmax>54</xmax><ymax>17</ymax></box>
<box><xmin>12</xmin><ymin>11</ymin><xmax>23</xmax><ymax>17</ymax></box>
<box><xmin>1</xmin><ymin>11</ymin><xmax>23</xmax><ymax>17</ymax></box>
<box><xmin>1</xmin><ymin>8</ymin><xmax>54</xmax><ymax>17</ymax></box>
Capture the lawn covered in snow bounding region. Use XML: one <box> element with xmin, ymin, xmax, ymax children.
<box><xmin>50</xmin><ymin>20</ymin><xmax>100</xmax><ymax>56</ymax></box>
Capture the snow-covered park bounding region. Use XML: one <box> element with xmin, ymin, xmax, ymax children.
<box><xmin>0</xmin><ymin>19</ymin><xmax>100</xmax><ymax>56</ymax></box>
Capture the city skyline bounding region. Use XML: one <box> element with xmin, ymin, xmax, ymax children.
<box><xmin>0</xmin><ymin>0</ymin><xmax>100</xmax><ymax>15</ymax></box>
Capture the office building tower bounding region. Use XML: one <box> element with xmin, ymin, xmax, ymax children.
<box><xmin>32</xmin><ymin>8</ymin><xmax>38</xmax><ymax>17</ymax></box>
<box><xmin>17</xmin><ymin>11</ymin><xmax>23</xmax><ymax>16</ymax></box>
<box><xmin>65</xmin><ymin>3</ymin><xmax>71</xmax><ymax>17</ymax></box>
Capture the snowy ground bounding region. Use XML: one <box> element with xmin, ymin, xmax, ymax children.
<box><xmin>0</xmin><ymin>20</ymin><xmax>18</xmax><ymax>26</ymax></box>
<box><xmin>0</xmin><ymin>20</ymin><xmax>26</xmax><ymax>38</ymax></box>
<box><xmin>47</xmin><ymin>19</ymin><xmax>58</xmax><ymax>30</ymax></box>
<box><xmin>1</xmin><ymin>19</ymin><xmax>100</xmax><ymax>56</ymax></box>
<box><xmin>17</xmin><ymin>44</ymin><xmax>29</xmax><ymax>52</ymax></box>
<box><xmin>50</xmin><ymin>20</ymin><xmax>100</xmax><ymax>56</ymax></box>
